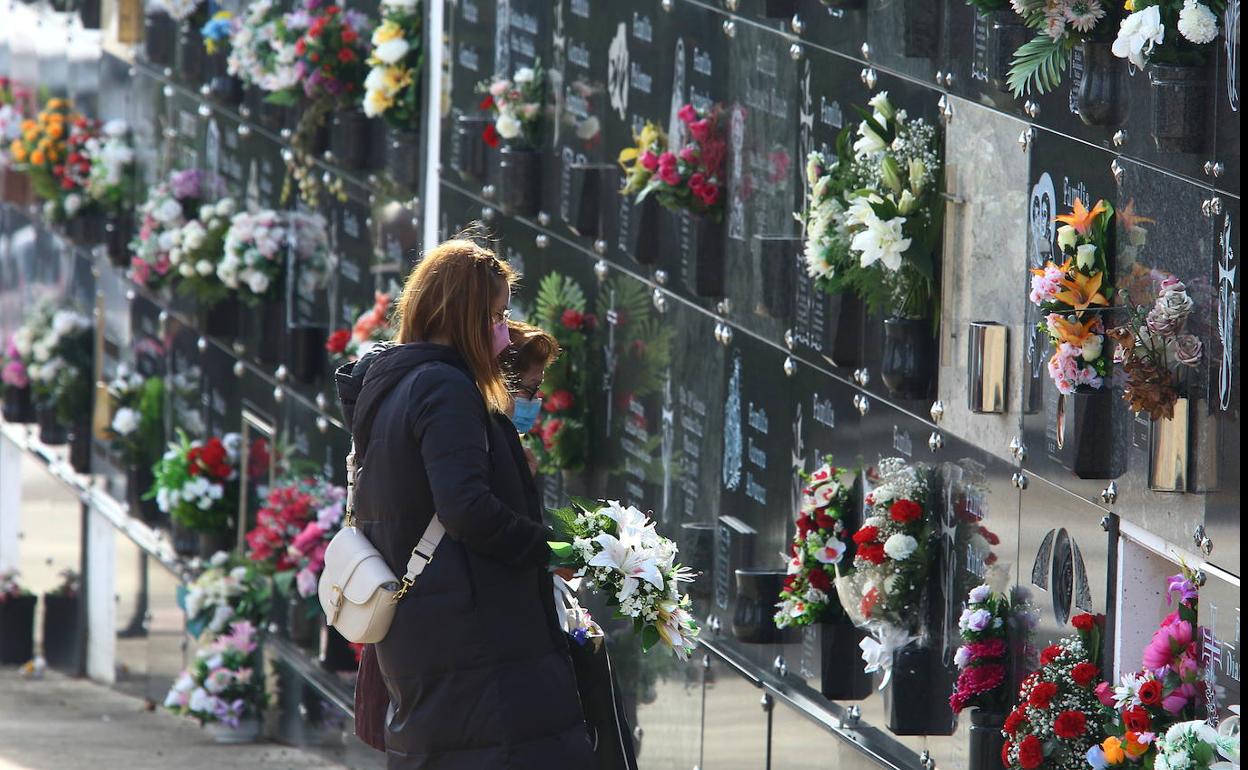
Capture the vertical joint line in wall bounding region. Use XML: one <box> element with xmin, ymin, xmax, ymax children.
<box><xmin>422</xmin><ymin>0</ymin><xmax>446</xmax><ymax>254</ymax></box>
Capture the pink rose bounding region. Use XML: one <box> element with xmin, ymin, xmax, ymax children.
<box><xmin>658</xmin><ymin>164</ymin><xmax>681</xmax><ymax>186</ymax></box>
<box><xmin>1143</xmin><ymin>619</ymin><xmax>1194</xmax><ymax>671</ymax></box>
<box><xmin>689</xmin><ymin>172</ymin><xmax>706</xmax><ymax>191</ymax></box>
<box><xmin>1095</xmin><ymin>681</ymin><xmax>1116</xmax><ymax>707</ymax></box>
<box><xmin>679</xmin><ymin>146</ymin><xmax>698</xmax><ymax>164</ymax></box>
<box><xmin>698</xmin><ymin>183</ymin><xmax>720</xmax><ymax>206</ymax></box>
<box><xmin>677</xmin><ymin>104</ymin><xmax>697</xmax><ymax>125</ymax></box>
<box><xmin>1162</xmin><ymin>682</ymin><xmax>1197</xmax><ymax>715</ymax></box>
<box><xmin>640</xmin><ymin>151</ymin><xmax>659</xmax><ymax>171</ymax></box>
<box><xmin>290</xmin><ymin>523</ymin><xmax>325</xmax><ymax>556</ymax></box>
<box><xmin>690</xmin><ymin>119</ymin><xmax>710</xmax><ymax>142</ymax></box>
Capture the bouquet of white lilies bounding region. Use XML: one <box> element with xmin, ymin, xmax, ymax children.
<box><xmin>549</xmin><ymin>499</ymin><xmax>699</xmax><ymax>660</ymax></box>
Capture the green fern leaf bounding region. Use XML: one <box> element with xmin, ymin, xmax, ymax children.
<box><xmin>1007</xmin><ymin>35</ymin><xmax>1072</xmax><ymax>97</ymax></box>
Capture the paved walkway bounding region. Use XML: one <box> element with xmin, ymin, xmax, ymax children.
<box><xmin>0</xmin><ymin>668</ymin><xmax>350</xmax><ymax>770</ymax></box>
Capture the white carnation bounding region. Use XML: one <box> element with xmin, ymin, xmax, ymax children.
<box><xmin>1177</xmin><ymin>0</ymin><xmax>1219</xmax><ymax>44</ymax></box>
<box><xmin>883</xmin><ymin>533</ymin><xmax>918</xmax><ymax>560</ymax></box>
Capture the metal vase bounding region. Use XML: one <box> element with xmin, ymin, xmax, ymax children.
<box><xmin>327</xmin><ymin>109</ymin><xmax>372</xmax><ymax>171</ymax></box>
<box><xmin>387</xmin><ymin>126</ymin><xmax>424</xmax><ymax>190</ymax></box>
<box><xmin>730</xmin><ymin>569</ymin><xmax>798</xmax><ymax>644</ymax></box>
<box><xmin>1149</xmin><ymin>397</ymin><xmax>1191</xmax><ymax>492</ymax></box>
<box><xmin>497</xmin><ymin>146</ymin><xmax>542</xmax><ymax>218</ymax></box>
<box><xmin>967</xmin><ymin>322</ymin><xmax>1008</xmax><ymax>414</ymax></box>
<box><xmin>880</xmin><ymin>317</ymin><xmax>936</xmax><ymax>400</ymax></box>
<box><xmin>1076</xmin><ymin>40</ymin><xmax>1127</xmax><ymax>127</ymax></box>
<box><xmin>1148</xmin><ymin>63</ymin><xmax>1210</xmax><ymax>153</ymax></box>
<box><xmin>1053</xmin><ymin>387</ymin><xmax>1120</xmax><ymax>480</ymax></box>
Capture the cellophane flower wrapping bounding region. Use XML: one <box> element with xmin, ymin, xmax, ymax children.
<box><xmin>775</xmin><ymin>459</ymin><xmax>853</xmax><ymax>629</ymax></box>
<box><xmin>549</xmin><ymin>499</ymin><xmax>698</xmax><ymax>660</ymax></box>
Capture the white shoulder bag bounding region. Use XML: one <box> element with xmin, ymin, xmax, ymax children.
<box><xmin>318</xmin><ymin>444</ymin><xmax>445</xmax><ymax>644</ymax></box>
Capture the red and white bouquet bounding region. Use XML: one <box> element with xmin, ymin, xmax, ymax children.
<box><xmin>834</xmin><ymin>457</ymin><xmax>933</xmax><ymax>682</ymax></box>
<box><xmin>950</xmin><ymin>584</ymin><xmax>1013</xmax><ymax>715</ymax></box>
<box><xmin>549</xmin><ymin>499</ymin><xmax>698</xmax><ymax>659</ymax></box>
<box><xmin>1090</xmin><ymin>570</ymin><xmax>1204</xmax><ymax>770</ymax></box>
<box><xmin>149</xmin><ymin>430</ymin><xmax>242</xmax><ymax>534</ymax></box>
<box><xmin>477</xmin><ymin>62</ymin><xmax>545</xmax><ymax>149</ymax></box>
<box><xmin>1002</xmin><ymin>613</ymin><xmax>1107</xmax><ymax>770</ymax></box>
<box><xmin>775</xmin><ymin>459</ymin><xmax>852</xmax><ymax>629</ymax></box>
<box><xmin>326</xmin><ymin>290</ymin><xmax>394</xmax><ymax>362</ymax></box>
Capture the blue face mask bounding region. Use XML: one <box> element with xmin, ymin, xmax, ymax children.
<box><xmin>510</xmin><ymin>396</ymin><xmax>543</xmax><ymax>434</ymax></box>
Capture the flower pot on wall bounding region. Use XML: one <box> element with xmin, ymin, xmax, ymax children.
<box><xmin>452</xmin><ymin>115</ymin><xmax>490</xmax><ymax>183</ymax></box>
<box><xmin>1052</xmin><ymin>387</ymin><xmax>1120</xmax><ymax>480</ymax></box>
<box><xmin>883</xmin><ymin>643</ymin><xmax>955</xmax><ymax>736</ymax></box>
<box><xmin>2</xmin><ymin>386</ymin><xmax>37</xmax><ymax>424</ymax></box>
<box><xmin>201</xmin><ymin>295</ymin><xmax>241</xmax><ymax>339</ymax></box>
<box><xmin>42</xmin><ymin>593</ymin><xmax>83</xmax><ymax>671</ymax></box>
<box><xmin>287</xmin><ymin>326</ymin><xmax>326</xmax><ymax>384</ymax></box>
<box><xmin>386</xmin><ymin>126</ymin><xmax>423</xmax><ymax>190</ymax></box>
<box><xmin>208</xmin><ymin>54</ymin><xmax>244</xmax><ymax>108</ymax></box>
<box><xmin>680</xmin><ymin>522</ymin><xmax>716</xmax><ymax>607</ymax></box>
<box><xmin>1076</xmin><ymin>40</ymin><xmax>1126</xmax><ymax>127</ymax></box>
<box><xmin>245</xmin><ymin>296</ymin><xmax>286</xmax><ymax>367</ymax></box>
<box><xmin>824</xmin><ymin>292</ymin><xmax>866</xmax><ymax>368</ymax></box>
<box><xmin>731</xmin><ymin>569</ymin><xmax>799</xmax><ymax>644</ymax></box>
<box><xmin>170</xmin><ymin>520</ymin><xmax>198</xmax><ymax>557</ymax></box>
<box><xmin>564</xmin><ymin>163</ymin><xmax>614</xmax><ymax>240</ymax></box>
<box><xmin>0</xmin><ymin>594</ymin><xmax>36</xmax><ymax>664</ymax></box>
<box><xmin>319</xmin><ymin>625</ymin><xmax>358</xmax><ymax>672</ymax></box>
<box><xmin>755</xmin><ymin>235</ymin><xmax>797</xmax><ymax>319</ymax></box>
<box><xmin>902</xmin><ymin>0</ymin><xmax>941</xmax><ymax>59</ymax></box>
<box><xmin>967</xmin><ymin>321</ymin><xmax>1008</xmax><ymax>414</ymax></box>
<box><xmin>880</xmin><ymin>317</ymin><xmax>936</xmax><ymax>400</ymax></box>
<box><xmin>68</xmin><ymin>209</ymin><xmax>105</xmax><ymax>248</ymax></box>
<box><xmin>68</xmin><ymin>421</ymin><xmax>91</xmax><ymax>474</ymax></box>
<box><xmin>37</xmin><ymin>406</ymin><xmax>67</xmax><ymax>446</ymax></box>
<box><xmin>815</xmin><ymin>613</ymin><xmax>874</xmax><ymax>701</ymax></box>
<box><xmin>328</xmin><ymin>109</ymin><xmax>371</xmax><ymax>171</ymax></box>
<box><xmin>144</xmin><ymin>11</ymin><xmax>176</xmax><ymax>68</ymax></box>
<box><xmin>179</xmin><ymin>23</ymin><xmax>209</xmax><ymax>87</ymax></box>
<box><xmin>1149</xmin><ymin>397</ymin><xmax>1190</xmax><ymax>492</ymax></box>
<box><xmin>762</xmin><ymin>0</ymin><xmax>797</xmax><ymax>18</ymax></box>
<box><xmin>688</xmin><ymin>215</ymin><xmax>726</xmax><ymax>298</ymax></box>
<box><xmin>497</xmin><ymin>146</ymin><xmax>542</xmax><ymax>218</ymax></box>
<box><xmin>287</xmin><ymin>598</ymin><xmax>319</xmax><ymax>648</ymax></box>
<box><xmin>127</xmin><ymin>465</ymin><xmax>162</xmax><ymax>524</ymax></box>
<box><xmin>625</xmin><ymin>196</ymin><xmax>662</xmax><ymax>266</ymax></box>
<box><xmin>197</xmin><ymin>529</ymin><xmax>234</xmax><ymax>560</ymax></box>
<box><xmin>988</xmin><ymin>11</ymin><xmax>1032</xmax><ymax>88</ymax></box>
<box><xmin>105</xmin><ymin>213</ymin><xmax>133</xmax><ymax>267</ymax></box>
<box><xmin>1148</xmin><ymin>64</ymin><xmax>1210</xmax><ymax>153</ymax></box>
<box><xmin>968</xmin><ymin>710</ymin><xmax>1006</xmax><ymax>770</ymax></box>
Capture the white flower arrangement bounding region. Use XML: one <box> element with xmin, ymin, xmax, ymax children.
<box><xmin>1113</xmin><ymin>1</ymin><xmax>1222</xmax><ymax>70</ymax></box>
<box><xmin>164</xmin><ymin>621</ymin><xmax>268</xmax><ymax>728</ymax></box>
<box><xmin>219</xmin><ymin>208</ymin><xmax>287</xmax><ymax>303</ymax></box>
<box><xmin>226</xmin><ymin>0</ymin><xmax>300</xmax><ymax>94</ymax></box>
<box><xmin>84</xmin><ymin>120</ymin><xmax>134</xmax><ymax>214</ymax></box>
<box><xmin>1153</xmin><ymin>713</ymin><xmax>1241</xmax><ymax>770</ymax></box>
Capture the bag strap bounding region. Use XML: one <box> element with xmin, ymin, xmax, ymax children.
<box><xmin>344</xmin><ymin>439</ymin><xmax>446</xmax><ymax>603</ymax></box>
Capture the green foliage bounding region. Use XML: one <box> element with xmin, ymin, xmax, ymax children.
<box><xmin>528</xmin><ymin>272</ymin><xmax>592</xmax><ymax>474</ymax></box>
<box><xmin>1008</xmin><ymin>35</ymin><xmax>1074</xmax><ymax>96</ymax></box>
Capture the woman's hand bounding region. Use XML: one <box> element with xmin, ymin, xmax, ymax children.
<box><xmin>553</xmin><ymin>567</ymin><xmax>576</xmax><ymax>582</ymax></box>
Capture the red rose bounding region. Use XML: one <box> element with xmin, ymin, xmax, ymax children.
<box><xmin>337</xmin><ymin>48</ymin><xmax>355</xmax><ymax>63</ymax></box>
<box><xmin>856</xmin><ymin>543</ymin><xmax>886</xmax><ymax>565</ymax></box>
<box><xmin>1039</xmin><ymin>644</ymin><xmax>1063</xmax><ymax>666</ymax></box>
<box><xmin>341</xmin><ymin>28</ymin><xmax>357</xmax><ymax>43</ymax></box>
<box><xmin>1002</xmin><ymin>741</ymin><xmax>1013</xmax><ymax>769</ymax></box>
<box><xmin>1072</xmin><ymin>613</ymin><xmax>1096</xmax><ymax>632</ymax></box>
<box><xmin>807</xmin><ymin>567</ymin><xmax>831</xmax><ymax>593</ymax></box>
<box><xmin>478</xmin><ymin>95</ymin><xmax>494</xmax><ymax>111</ymax></box>
<box><xmin>1017</xmin><ymin>735</ymin><xmax>1044</xmax><ymax>770</ymax></box>
<box><xmin>814</xmin><ymin>511</ymin><xmax>838</xmax><ymax>530</ymax></box>
<box><xmin>889</xmin><ymin>499</ymin><xmax>923</xmax><ymax>523</ymax></box>
<box><xmin>325</xmin><ymin>328</ymin><xmax>351</xmax><ymax>354</ymax></box>
<box><xmin>1052</xmin><ymin>710</ymin><xmax>1087</xmax><ymax>739</ymax></box>
<box><xmin>482</xmin><ymin>123</ymin><xmax>500</xmax><ymax>148</ymax></box>
<box><xmin>1003</xmin><ymin>708</ymin><xmax>1027</xmax><ymax>735</ymax></box>
<box><xmin>1071</xmin><ymin>662</ymin><xmax>1100</xmax><ymax>687</ymax></box>
<box><xmin>1028</xmin><ymin>681</ymin><xmax>1059</xmax><ymax>709</ymax></box>
<box><xmin>560</xmin><ymin>308</ymin><xmax>584</xmax><ymax>330</ymax></box>
<box><xmin>1122</xmin><ymin>707</ymin><xmax>1151</xmax><ymax>733</ymax></box>
<box><xmin>852</xmin><ymin>526</ymin><xmax>879</xmax><ymax>545</ymax></box>
<box><xmin>1137</xmin><ymin>680</ymin><xmax>1163</xmax><ymax>706</ymax></box>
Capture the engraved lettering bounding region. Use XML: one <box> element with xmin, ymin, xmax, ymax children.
<box><xmin>630</xmin><ymin>62</ymin><xmax>652</xmax><ymax>94</ymax></box>
<box><xmin>812</xmin><ymin>394</ymin><xmax>836</xmax><ymax>428</ymax></box>
<box><xmin>632</xmin><ymin>12</ymin><xmax>652</xmax><ymax>42</ymax></box>
<box><xmin>458</xmin><ymin>45</ymin><xmax>480</xmax><ymax>72</ymax></box>
<box><xmin>569</xmin><ymin>40</ymin><xmax>590</xmax><ymax>69</ymax></box>
<box><xmin>693</xmin><ymin>47</ymin><xmax>712</xmax><ymax>76</ymax></box>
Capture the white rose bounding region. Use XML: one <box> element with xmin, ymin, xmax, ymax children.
<box><xmin>883</xmin><ymin>533</ymin><xmax>918</xmax><ymax>560</ymax></box>
<box><xmin>63</xmin><ymin>194</ymin><xmax>82</xmax><ymax>216</ymax></box>
<box><xmin>1056</xmin><ymin>224</ymin><xmax>1078</xmax><ymax>251</ymax></box>
<box><xmin>155</xmin><ymin>199</ymin><xmax>183</xmax><ymax>223</ymax></box>
<box><xmin>495</xmin><ymin>112</ymin><xmax>523</xmax><ymax>140</ymax></box>
<box><xmin>198</xmin><ymin>204</ymin><xmax>215</xmax><ymax>221</ymax></box>
<box><xmin>215</xmin><ymin>198</ymin><xmax>236</xmax><ymax>217</ymax></box>
<box><xmin>111</xmin><ymin>407</ymin><xmax>140</xmax><ymax>436</ymax></box>
<box><xmin>1112</xmin><ymin>7</ymin><xmax>1165</xmax><ymax>69</ymax></box>
<box><xmin>179</xmin><ymin>263</ymin><xmax>196</xmax><ymax>278</ymax></box>
<box><xmin>513</xmin><ymin>66</ymin><xmax>536</xmax><ymax>85</ymax></box>
<box><xmin>196</xmin><ymin>259</ymin><xmax>214</xmax><ymax>276</ymax></box>
<box><xmin>373</xmin><ymin>38</ymin><xmax>411</xmax><ymax>64</ymax></box>
<box><xmin>168</xmin><ymin>247</ymin><xmax>183</xmax><ymax>265</ymax></box>
<box><xmin>246</xmin><ymin>271</ymin><xmax>270</xmax><ymax>295</ymax></box>
<box><xmin>1177</xmin><ymin>0</ymin><xmax>1219</xmax><ymax>44</ymax></box>
<box><xmin>1076</xmin><ymin>243</ymin><xmax>1098</xmax><ymax>271</ymax></box>
<box><xmin>1082</xmin><ymin>334</ymin><xmax>1104</xmax><ymax>362</ymax></box>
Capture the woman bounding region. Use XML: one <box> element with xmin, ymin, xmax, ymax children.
<box><xmin>335</xmin><ymin>239</ymin><xmax>593</xmax><ymax>769</ymax></box>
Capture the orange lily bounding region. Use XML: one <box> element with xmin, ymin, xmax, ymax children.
<box><xmin>1049</xmin><ymin>314</ymin><xmax>1100</xmax><ymax>347</ymax></box>
<box><xmin>1118</xmin><ymin>199</ymin><xmax>1155</xmax><ymax>233</ymax></box>
<box><xmin>1056</xmin><ymin>198</ymin><xmax>1109</xmax><ymax>236</ymax></box>
<box><xmin>1031</xmin><ymin>257</ymin><xmax>1073</xmax><ymax>279</ymax></box>
<box><xmin>1054</xmin><ymin>269</ymin><xmax>1109</xmax><ymax>312</ymax></box>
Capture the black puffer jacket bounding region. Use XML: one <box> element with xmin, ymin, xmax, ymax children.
<box><xmin>337</xmin><ymin>343</ymin><xmax>592</xmax><ymax>770</ymax></box>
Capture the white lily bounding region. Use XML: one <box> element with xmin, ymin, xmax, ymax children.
<box><xmin>588</xmin><ymin>532</ymin><xmax>664</xmax><ymax>601</ymax></box>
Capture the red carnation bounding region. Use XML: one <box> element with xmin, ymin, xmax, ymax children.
<box><xmin>1053</xmin><ymin>710</ymin><xmax>1087</xmax><ymax>739</ymax></box>
<box><xmin>546</xmin><ymin>390</ymin><xmax>575</xmax><ymax>412</ymax></box>
<box><xmin>482</xmin><ymin>123</ymin><xmax>500</xmax><ymax>148</ymax></box>
<box><xmin>889</xmin><ymin>499</ymin><xmax>923</xmax><ymax>523</ymax></box>
<box><xmin>1028</xmin><ymin>681</ymin><xmax>1058</xmax><ymax>709</ymax></box>
<box><xmin>795</xmin><ymin>514</ymin><xmax>814</xmax><ymax>538</ymax></box>
<box><xmin>337</xmin><ymin>48</ymin><xmax>355</xmax><ymax>63</ymax></box>
<box><xmin>478</xmin><ymin>95</ymin><xmax>494</xmax><ymax>111</ymax></box>
<box><xmin>1072</xmin><ymin>613</ymin><xmax>1096</xmax><ymax>632</ymax></box>
<box><xmin>1017</xmin><ymin>735</ymin><xmax>1044</xmax><ymax>770</ymax></box>
<box><xmin>1122</xmin><ymin>707</ymin><xmax>1151</xmax><ymax>734</ymax></box>
<box><xmin>1071</xmin><ymin>662</ymin><xmax>1099</xmax><ymax>687</ymax></box>
<box><xmin>1137</xmin><ymin>680</ymin><xmax>1163</xmax><ymax>706</ymax></box>
<box><xmin>1039</xmin><ymin>644</ymin><xmax>1063</xmax><ymax>666</ymax></box>
<box><xmin>782</xmin><ymin>574</ymin><xmax>797</xmax><ymax>592</ymax></box>
<box><xmin>806</xmin><ymin>567</ymin><xmax>831</xmax><ymax>593</ymax></box>
<box><xmin>1003</xmin><ymin>708</ymin><xmax>1027</xmax><ymax>735</ymax></box>
<box><xmin>856</xmin><ymin>543</ymin><xmax>886</xmax><ymax>565</ymax></box>
<box><xmin>852</xmin><ymin>526</ymin><xmax>879</xmax><ymax>545</ymax></box>
<box><xmin>325</xmin><ymin>328</ymin><xmax>351</xmax><ymax>354</ymax></box>
<box><xmin>326</xmin><ymin>5</ymin><xmax>340</xmax><ymax>13</ymax></box>
<box><xmin>561</xmin><ymin>308</ymin><xmax>584</xmax><ymax>330</ymax></box>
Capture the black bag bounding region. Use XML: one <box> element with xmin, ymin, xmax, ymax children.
<box><xmin>567</xmin><ymin>636</ymin><xmax>639</xmax><ymax>770</ymax></box>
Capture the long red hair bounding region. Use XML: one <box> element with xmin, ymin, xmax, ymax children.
<box><xmin>394</xmin><ymin>239</ymin><xmax>515</xmax><ymax>413</ymax></box>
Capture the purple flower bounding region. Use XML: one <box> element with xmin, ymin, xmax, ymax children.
<box><xmin>169</xmin><ymin>169</ymin><xmax>203</xmax><ymax>200</ymax></box>
<box><xmin>1165</xmin><ymin>573</ymin><xmax>1198</xmax><ymax>605</ymax></box>
<box><xmin>570</xmin><ymin>628</ymin><xmax>589</xmax><ymax>646</ymax></box>
<box><xmin>2</xmin><ymin>360</ymin><xmax>28</xmax><ymax>388</ymax></box>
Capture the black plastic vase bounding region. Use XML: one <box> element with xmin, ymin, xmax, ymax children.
<box><xmin>1053</xmin><ymin>387</ymin><xmax>1122</xmax><ymax>480</ymax></box>
<box><xmin>1148</xmin><ymin>63</ymin><xmax>1209</xmax><ymax>154</ymax></box>
<box><xmin>197</xmin><ymin>530</ymin><xmax>234</xmax><ymax>560</ymax></box>
<box><xmin>68</xmin><ymin>422</ymin><xmax>91</xmax><ymax>474</ymax></box>
<box><xmin>202</xmin><ymin>295</ymin><xmax>241</xmax><ymax>339</ymax></box>
<box><xmin>320</xmin><ymin>625</ymin><xmax>358</xmax><ymax>672</ymax></box>
<box><xmin>78</xmin><ymin>0</ymin><xmax>101</xmax><ymax>28</ymax></box>
<box><xmin>386</xmin><ymin>126</ymin><xmax>423</xmax><ymax>190</ymax></box>
<box><xmin>565</xmin><ymin>163</ymin><xmax>615</xmax><ymax>240</ymax></box>
<box><xmin>2</xmin><ymin>385</ymin><xmax>37</xmax><ymax>424</ymax></box>
<box><xmin>815</xmin><ymin>613</ymin><xmax>874</xmax><ymax>701</ymax></box>
<box><xmin>823</xmin><ymin>292</ymin><xmax>866</xmax><ymax>369</ymax></box>
<box><xmin>179</xmin><ymin>24</ymin><xmax>209</xmax><ymax>87</ymax></box>
<box><xmin>902</xmin><ymin>0</ymin><xmax>941</xmax><ymax>59</ymax></box>
<box><xmin>144</xmin><ymin>11</ymin><xmax>176</xmax><ymax>68</ymax></box>
<box><xmin>688</xmin><ymin>215</ymin><xmax>726</xmax><ymax>298</ymax></box>
<box><xmin>883</xmin><ymin>644</ymin><xmax>956</xmax><ymax>736</ymax></box>
<box><xmin>127</xmin><ymin>465</ymin><xmax>163</xmax><ymax>524</ymax></box>
<box><xmin>328</xmin><ymin>109</ymin><xmax>372</xmax><ymax>171</ymax></box>
<box><xmin>497</xmin><ymin>146</ymin><xmax>542</xmax><ymax>218</ymax></box>
<box><xmin>452</xmin><ymin>115</ymin><xmax>491</xmax><ymax>183</ymax></box>
<box><xmin>0</xmin><ymin>594</ymin><xmax>36</xmax><ymax>665</ymax></box>
<box><xmin>245</xmin><ymin>296</ymin><xmax>286</xmax><ymax>367</ymax></box>
<box><xmin>208</xmin><ymin>54</ymin><xmax>244</xmax><ymax>107</ymax></box>
<box><xmin>988</xmin><ymin>11</ymin><xmax>1032</xmax><ymax>89</ymax></box>
<box><xmin>731</xmin><ymin>569</ymin><xmax>799</xmax><ymax>645</ymax></box>
<box><xmin>762</xmin><ymin>0</ymin><xmax>797</xmax><ymax>18</ymax></box>
<box><xmin>680</xmin><ymin>522</ymin><xmax>716</xmax><ymax>606</ymax></box>
<box><xmin>68</xmin><ymin>209</ymin><xmax>105</xmax><ymax>248</ymax></box>
<box><xmin>755</xmin><ymin>235</ymin><xmax>797</xmax><ymax>319</ymax></box>
<box><xmin>42</xmin><ymin>593</ymin><xmax>83</xmax><ymax>672</ymax></box>
<box><xmin>287</xmin><ymin>326</ymin><xmax>326</xmax><ymax>384</ymax></box>
<box><xmin>969</xmin><ymin>710</ymin><xmax>1006</xmax><ymax>770</ymax></box>
<box><xmin>37</xmin><ymin>406</ymin><xmax>67</xmax><ymax>446</ymax></box>
<box><xmin>880</xmin><ymin>317</ymin><xmax>936</xmax><ymax>400</ymax></box>
<box><xmin>105</xmin><ymin>212</ymin><xmax>133</xmax><ymax>267</ymax></box>
<box><xmin>1076</xmin><ymin>40</ymin><xmax>1126</xmax><ymax>127</ymax></box>
<box><xmin>624</xmin><ymin>196</ymin><xmax>662</xmax><ymax>265</ymax></box>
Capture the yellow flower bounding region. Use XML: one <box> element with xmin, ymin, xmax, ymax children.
<box><xmin>1055</xmin><ymin>197</ymin><xmax>1110</xmax><ymax>236</ymax></box>
<box><xmin>20</xmin><ymin>119</ymin><xmax>35</xmax><ymax>133</ymax></box>
<box><xmin>1102</xmin><ymin>737</ymin><xmax>1125</xmax><ymax>764</ymax></box>
<box><xmin>382</xmin><ymin>66</ymin><xmax>412</xmax><ymax>94</ymax></box>
<box><xmin>46</xmin><ymin>123</ymin><xmax>63</xmax><ymax>140</ymax></box>
<box><xmin>1124</xmin><ymin>0</ymin><xmax>1135</xmax><ymax>10</ymax></box>
<box><xmin>9</xmin><ymin>141</ymin><xmax>26</xmax><ymax>162</ymax></box>
<box><xmin>618</xmin><ymin>121</ymin><xmax>665</xmax><ymax>169</ymax></box>
<box><xmin>1124</xmin><ymin>734</ymin><xmax>1150</xmax><ymax>760</ymax></box>
<box><xmin>29</xmin><ymin>149</ymin><xmax>45</xmax><ymax>166</ymax></box>
<box><xmin>363</xmin><ymin>88</ymin><xmax>394</xmax><ymax>118</ymax></box>
<box><xmin>372</xmin><ymin>20</ymin><xmax>403</xmax><ymax>46</ymax></box>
